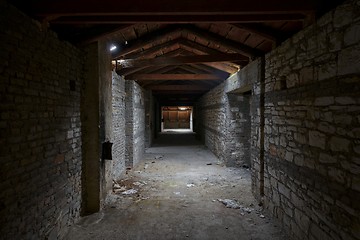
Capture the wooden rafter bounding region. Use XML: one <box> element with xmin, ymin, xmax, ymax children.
<box><xmin>113</xmin><ymin>25</ymin><xmax>182</xmax><ymax>58</ymax></box>
<box><xmin>117</xmin><ymin>53</ymin><xmax>248</xmax><ymax>69</ymax></box>
<box><xmin>183</xmin><ymin>25</ymin><xmax>262</xmax><ymax>58</ymax></box>
<box><xmin>49</xmin><ymin>14</ymin><xmax>307</xmax><ymax>24</ymax></box>
<box><xmin>148</xmin><ymin>85</ymin><xmax>209</xmax><ymax>91</ymax></box>
<box><xmin>129</xmin><ymin>74</ymin><xmax>223</xmax><ymax>81</ymax></box>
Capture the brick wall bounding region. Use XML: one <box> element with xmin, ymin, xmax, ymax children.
<box><xmin>0</xmin><ymin>2</ymin><xmax>83</xmax><ymax>239</ymax></box>
<box><xmin>260</xmin><ymin>0</ymin><xmax>360</xmax><ymax>239</ymax></box>
<box><xmin>111</xmin><ymin>71</ymin><xmax>126</xmax><ymax>179</ymax></box>
<box><xmin>125</xmin><ymin>80</ymin><xmax>146</xmax><ymax>167</ymax></box>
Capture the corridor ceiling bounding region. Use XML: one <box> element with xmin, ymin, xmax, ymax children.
<box><xmin>8</xmin><ymin>0</ymin><xmax>343</xmax><ymax>105</ymax></box>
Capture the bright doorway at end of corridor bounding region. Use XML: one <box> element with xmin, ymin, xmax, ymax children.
<box><xmin>161</xmin><ymin>106</ymin><xmax>193</xmax><ymax>132</ymax></box>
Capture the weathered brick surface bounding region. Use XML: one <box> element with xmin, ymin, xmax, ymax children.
<box><xmin>112</xmin><ymin>71</ymin><xmax>126</xmax><ymax>179</ymax></box>
<box><xmin>0</xmin><ymin>2</ymin><xmax>83</xmax><ymax>239</ymax></box>
<box><xmin>125</xmin><ymin>81</ymin><xmax>146</xmax><ymax>167</ymax></box>
<box><xmin>261</xmin><ymin>0</ymin><xmax>360</xmax><ymax>239</ymax></box>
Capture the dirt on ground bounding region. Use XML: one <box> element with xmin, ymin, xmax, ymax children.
<box><xmin>66</xmin><ymin>132</ymin><xmax>288</xmax><ymax>240</ymax></box>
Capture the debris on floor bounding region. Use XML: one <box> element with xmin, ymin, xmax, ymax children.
<box><xmin>186</xmin><ymin>183</ymin><xmax>195</xmax><ymax>187</ymax></box>
<box><xmin>122</xmin><ymin>189</ymin><xmax>138</xmax><ymax>195</ymax></box>
<box><xmin>133</xmin><ymin>181</ymin><xmax>146</xmax><ymax>186</ymax></box>
<box><xmin>206</xmin><ymin>163</ymin><xmax>212</xmax><ymax>165</ymax></box>
<box><xmin>218</xmin><ymin>199</ymin><xmax>241</xmax><ymax>209</ymax></box>
<box><xmin>218</xmin><ymin>199</ymin><xmax>254</xmax><ymax>213</ymax></box>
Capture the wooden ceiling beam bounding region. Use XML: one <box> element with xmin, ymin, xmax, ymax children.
<box><xmin>148</xmin><ymin>85</ymin><xmax>209</xmax><ymax>91</ymax></box>
<box><xmin>117</xmin><ymin>53</ymin><xmax>248</xmax><ymax>69</ymax></box>
<box><xmin>126</xmin><ymin>39</ymin><xmax>180</xmax><ymax>59</ymax></box>
<box><xmin>24</xmin><ymin>0</ymin><xmax>316</xmax><ymax>17</ymax></box>
<box><xmin>49</xmin><ymin>14</ymin><xmax>306</xmax><ymax>24</ymax></box>
<box><xmin>203</xmin><ymin>62</ymin><xmax>239</xmax><ymax>74</ymax></box>
<box><xmin>118</xmin><ymin>49</ymin><xmax>186</xmax><ymax>77</ymax></box>
<box><xmin>129</xmin><ymin>74</ymin><xmax>223</xmax><ymax>81</ymax></box>
<box><xmin>113</xmin><ymin>25</ymin><xmax>182</xmax><ymax>59</ymax></box>
<box><xmin>231</xmin><ymin>23</ymin><xmax>284</xmax><ymax>45</ymax></box>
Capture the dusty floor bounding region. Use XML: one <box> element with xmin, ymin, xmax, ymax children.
<box><xmin>66</xmin><ymin>131</ymin><xmax>288</xmax><ymax>240</ymax></box>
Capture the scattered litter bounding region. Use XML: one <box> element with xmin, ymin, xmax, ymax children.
<box><xmin>113</xmin><ymin>183</ymin><xmax>122</xmax><ymax>189</ymax></box>
<box><xmin>152</xmin><ymin>161</ymin><xmax>156</xmax><ymax>163</ymax></box>
<box><xmin>135</xmin><ymin>196</ymin><xmax>149</xmax><ymax>203</ymax></box>
<box><xmin>122</xmin><ymin>189</ymin><xmax>138</xmax><ymax>195</ymax></box>
<box><xmin>133</xmin><ymin>181</ymin><xmax>146</xmax><ymax>186</ymax></box>
<box><xmin>144</xmin><ymin>164</ymin><xmax>149</xmax><ymax>169</ymax></box>
<box><xmin>212</xmin><ymin>199</ymin><xmax>216</xmax><ymax>202</ymax></box>
<box><xmin>154</xmin><ymin>155</ymin><xmax>163</xmax><ymax>160</ymax></box>
<box><xmin>113</xmin><ymin>186</ymin><xmax>127</xmax><ymax>193</ymax></box>
<box><xmin>259</xmin><ymin>214</ymin><xmax>265</xmax><ymax>218</ymax></box>
<box><xmin>218</xmin><ymin>199</ymin><xmax>241</xmax><ymax>209</ymax></box>
<box><xmin>242</xmin><ymin>207</ymin><xmax>253</xmax><ymax>213</ymax></box>
<box><xmin>206</xmin><ymin>163</ymin><xmax>212</xmax><ymax>165</ymax></box>
<box><xmin>218</xmin><ymin>199</ymin><xmax>254</xmax><ymax>213</ymax></box>
<box><xmin>186</xmin><ymin>183</ymin><xmax>195</xmax><ymax>188</ymax></box>
<box><xmin>174</xmin><ymin>192</ymin><xmax>181</xmax><ymax>195</ymax></box>
<box><xmin>135</xmin><ymin>171</ymin><xmax>142</xmax><ymax>174</ymax></box>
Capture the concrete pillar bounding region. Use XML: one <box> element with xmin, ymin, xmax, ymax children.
<box><xmin>81</xmin><ymin>40</ymin><xmax>112</xmax><ymax>215</ymax></box>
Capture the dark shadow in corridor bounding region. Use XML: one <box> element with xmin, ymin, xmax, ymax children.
<box><xmin>152</xmin><ymin>130</ymin><xmax>199</xmax><ymax>147</ymax></box>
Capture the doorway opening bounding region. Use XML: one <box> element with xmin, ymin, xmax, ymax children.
<box><xmin>161</xmin><ymin>106</ymin><xmax>193</xmax><ymax>132</ymax></box>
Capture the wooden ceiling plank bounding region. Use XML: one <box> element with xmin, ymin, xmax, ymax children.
<box><xmin>79</xmin><ymin>24</ymin><xmax>133</xmax><ymax>44</ymax></box>
<box><xmin>129</xmin><ymin>74</ymin><xmax>223</xmax><ymax>81</ymax></box>
<box><xmin>183</xmin><ymin>25</ymin><xmax>263</xmax><ymax>58</ymax></box>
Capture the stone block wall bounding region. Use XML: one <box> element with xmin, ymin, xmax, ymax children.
<box><xmin>145</xmin><ymin>91</ymin><xmax>154</xmax><ymax>148</ymax></box>
<box><xmin>111</xmin><ymin>71</ymin><xmax>126</xmax><ymax>179</ymax></box>
<box><xmin>196</xmin><ymin>59</ymin><xmax>261</xmax><ymax>167</ymax></box>
<box><xmin>125</xmin><ymin>80</ymin><xmax>146</xmax><ymax>167</ymax></box>
<box><xmin>0</xmin><ymin>2</ymin><xmax>83</xmax><ymax>239</ymax></box>
<box><xmin>260</xmin><ymin>0</ymin><xmax>360</xmax><ymax>239</ymax></box>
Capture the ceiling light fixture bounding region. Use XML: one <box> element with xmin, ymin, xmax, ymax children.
<box><xmin>110</xmin><ymin>45</ymin><xmax>117</xmax><ymax>51</ymax></box>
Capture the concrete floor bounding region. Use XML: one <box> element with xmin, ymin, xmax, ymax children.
<box><xmin>66</xmin><ymin>131</ymin><xmax>288</xmax><ymax>240</ymax></box>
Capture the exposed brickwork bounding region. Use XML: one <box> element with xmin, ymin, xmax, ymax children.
<box><xmin>0</xmin><ymin>2</ymin><xmax>83</xmax><ymax>239</ymax></box>
<box><xmin>125</xmin><ymin>81</ymin><xmax>146</xmax><ymax>167</ymax></box>
<box><xmin>111</xmin><ymin>71</ymin><xmax>126</xmax><ymax>179</ymax></box>
<box><xmin>260</xmin><ymin>1</ymin><xmax>360</xmax><ymax>239</ymax></box>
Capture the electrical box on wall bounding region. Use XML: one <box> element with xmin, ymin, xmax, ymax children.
<box><xmin>102</xmin><ymin>141</ymin><xmax>113</xmax><ymax>160</ymax></box>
